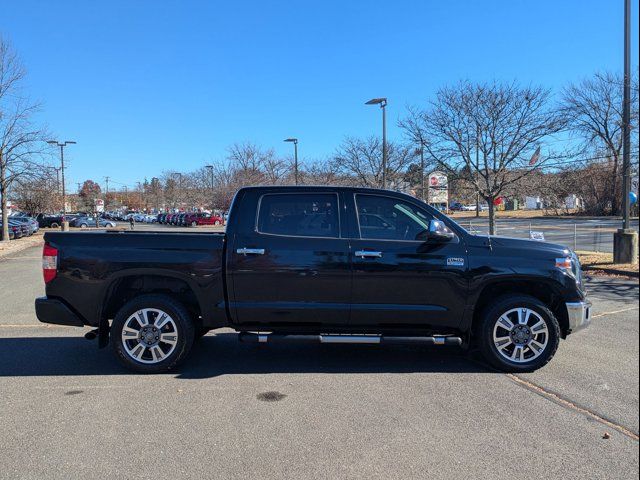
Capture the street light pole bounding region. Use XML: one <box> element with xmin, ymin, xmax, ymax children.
<box><xmin>622</xmin><ymin>0</ymin><xmax>631</xmax><ymax>231</ymax></box>
<box><xmin>173</xmin><ymin>173</ymin><xmax>183</xmax><ymax>210</ymax></box>
<box><xmin>46</xmin><ymin>140</ymin><xmax>76</xmax><ymax>227</ymax></box>
<box><xmin>614</xmin><ymin>0</ymin><xmax>638</xmax><ymax>264</ymax></box>
<box><xmin>284</xmin><ymin>138</ymin><xmax>299</xmax><ymax>185</ymax></box>
<box><xmin>365</xmin><ymin>98</ymin><xmax>388</xmax><ymax>189</ymax></box>
<box><xmin>205</xmin><ymin>165</ymin><xmax>214</xmax><ymax>210</ymax></box>
<box><xmin>415</xmin><ymin>146</ymin><xmax>425</xmax><ymax>201</ymax></box>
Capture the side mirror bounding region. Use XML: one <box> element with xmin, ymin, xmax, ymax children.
<box><xmin>417</xmin><ymin>220</ymin><xmax>455</xmax><ymax>242</ymax></box>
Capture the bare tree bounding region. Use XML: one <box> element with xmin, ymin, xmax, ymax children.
<box><xmin>561</xmin><ymin>72</ymin><xmax>639</xmax><ymax>215</ymax></box>
<box><xmin>332</xmin><ymin>136</ymin><xmax>415</xmax><ymax>188</ymax></box>
<box><xmin>11</xmin><ymin>170</ymin><xmax>59</xmax><ymax>215</ymax></box>
<box><xmin>1</xmin><ymin>38</ymin><xmax>49</xmax><ymax>241</ymax></box>
<box><xmin>229</xmin><ymin>142</ymin><xmax>294</xmax><ymax>186</ymax></box>
<box><xmin>400</xmin><ymin>81</ymin><xmax>565</xmax><ymax>234</ymax></box>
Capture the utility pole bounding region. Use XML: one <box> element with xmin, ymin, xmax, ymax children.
<box><xmin>46</xmin><ymin>140</ymin><xmax>76</xmax><ymax>229</ymax></box>
<box><xmin>614</xmin><ymin>0</ymin><xmax>638</xmax><ymax>264</ymax></box>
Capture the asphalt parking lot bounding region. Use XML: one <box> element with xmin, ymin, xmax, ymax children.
<box><xmin>0</xmin><ymin>245</ymin><xmax>638</xmax><ymax>479</ymax></box>
<box><xmin>450</xmin><ymin>216</ymin><xmax>640</xmax><ymax>253</ymax></box>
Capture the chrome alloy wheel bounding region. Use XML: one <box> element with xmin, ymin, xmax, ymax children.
<box><xmin>492</xmin><ymin>308</ymin><xmax>549</xmax><ymax>363</ymax></box>
<box><xmin>121</xmin><ymin>308</ymin><xmax>178</xmax><ymax>364</ymax></box>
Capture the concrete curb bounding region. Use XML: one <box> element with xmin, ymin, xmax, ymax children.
<box><xmin>0</xmin><ymin>234</ymin><xmax>44</xmax><ymax>260</ymax></box>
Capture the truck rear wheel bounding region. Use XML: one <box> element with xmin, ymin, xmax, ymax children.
<box><xmin>111</xmin><ymin>294</ymin><xmax>195</xmax><ymax>373</ymax></box>
<box><xmin>478</xmin><ymin>295</ymin><xmax>560</xmax><ymax>373</ymax></box>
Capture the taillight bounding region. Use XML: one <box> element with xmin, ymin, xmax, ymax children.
<box><xmin>42</xmin><ymin>243</ymin><xmax>58</xmax><ymax>284</ymax></box>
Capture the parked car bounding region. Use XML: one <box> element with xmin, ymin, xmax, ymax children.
<box><xmin>11</xmin><ymin>213</ymin><xmax>39</xmax><ymax>233</ymax></box>
<box><xmin>157</xmin><ymin>213</ymin><xmax>166</xmax><ymax>224</ymax></box>
<box><xmin>9</xmin><ymin>219</ymin><xmax>31</xmax><ymax>236</ymax></box>
<box><xmin>36</xmin><ymin>214</ymin><xmax>63</xmax><ymax>228</ymax></box>
<box><xmin>4</xmin><ymin>220</ymin><xmax>26</xmax><ymax>238</ymax></box>
<box><xmin>185</xmin><ymin>212</ymin><xmax>224</xmax><ymax>227</ymax></box>
<box><xmin>0</xmin><ymin>222</ymin><xmax>19</xmax><ymax>239</ymax></box>
<box><xmin>69</xmin><ymin>216</ymin><xmax>117</xmax><ymax>228</ymax></box>
<box><xmin>36</xmin><ymin>186</ymin><xmax>590</xmax><ymax>374</ymax></box>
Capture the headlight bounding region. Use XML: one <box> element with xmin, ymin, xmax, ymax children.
<box><xmin>555</xmin><ymin>252</ymin><xmax>582</xmax><ymax>284</ymax></box>
<box><xmin>555</xmin><ymin>257</ymin><xmax>572</xmax><ymax>270</ymax></box>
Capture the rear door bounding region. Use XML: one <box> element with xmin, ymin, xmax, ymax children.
<box><xmin>348</xmin><ymin>193</ymin><xmax>468</xmax><ymax>329</ymax></box>
<box><xmin>229</xmin><ymin>190</ymin><xmax>351</xmax><ymax>328</ymax></box>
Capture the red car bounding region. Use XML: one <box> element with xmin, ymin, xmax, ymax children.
<box><xmin>185</xmin><ymin>212</ymin><xmax>224</xmax><ymax>226</ymax></box>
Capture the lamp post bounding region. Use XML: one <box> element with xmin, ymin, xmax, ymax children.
<box><xmin>284</xmin><ymin>138</ymin><xmax>299</xmax><ymax>185</ymax></box>
<box><xmin>205</xmin><ymin>165</ymin><xmax>214</xmax><ymax>210</ymax></box>
<box><xmin>415</xmin><ymin>145</ymin><xmax>425</xmax><ymax>202</ymax></box>
<box><xmin>46</xmin><ymin>140</ymin><xmax>76</xmax><ymax>227</ymax></box>
<box><xmin>365</xmin><ymin>98</ymin><xmax>388</xmax><ymax>189</ymax></box>
<box><xmin>614</xmin><ymin>0</ymin><xmax>638</xmax><ymax>264</ymax></box>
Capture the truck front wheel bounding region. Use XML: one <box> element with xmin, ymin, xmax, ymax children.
<box><xmin>111</xmin><ymin>294</ymin><xmax>195</xmax><ymax>373</ymax></box>
<box><xmin>478</xmin><ymin>295</ymin><xmax>560</xmax><ymax>373</ymax></box>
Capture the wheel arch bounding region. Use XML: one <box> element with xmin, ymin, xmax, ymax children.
<box><xmin>470</xmin><ymin>278</ymin><xmax>570</xmax><ymax>338</ymax></box>
<box><xmin>99</xmin><ymin>271</ymin><xmax>206</xmax><ymax>331</ymax></box>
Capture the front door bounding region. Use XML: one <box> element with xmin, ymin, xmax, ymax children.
<box><xmin>349</xmin><ymin>193</ymin><xmax>468</xmax><ymax>329</ymax></box>
<box><xmin>229</xmin><ymin>191</ymin><xmax>351</xmax><ymax>329</ymax></box>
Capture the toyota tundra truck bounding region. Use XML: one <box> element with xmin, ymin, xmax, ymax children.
<box><xmin>35</xmin><ymin>186</ymin><xmax>591</xmax><ymax>373</ymax></box>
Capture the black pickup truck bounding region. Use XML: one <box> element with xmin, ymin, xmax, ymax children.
<box><xmin>35</xmin><ymin>186</ymin><xmax>591</xmax><ymax>373</ymax></box>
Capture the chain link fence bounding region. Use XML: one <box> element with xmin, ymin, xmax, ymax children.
<box><xmin>461</xmin><ymin>220</ymin><xmax>638</xmax><ymax>253</ymax></box>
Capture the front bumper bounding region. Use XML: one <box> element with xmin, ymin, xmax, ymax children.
<box><xmin>566</xmin><ymin>301</ymin><xmax>592</xmax><ymax>334</ymax></box>
<box><xmin>35</xmin><ymin>297</ymin><xmax>85</xmax><ymax>327</ymax></box>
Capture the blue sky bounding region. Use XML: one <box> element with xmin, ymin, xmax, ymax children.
<box><xmin>3</xmin><ymin>0</ymin><xmax>638</xmax><ymax>190</ymax></box>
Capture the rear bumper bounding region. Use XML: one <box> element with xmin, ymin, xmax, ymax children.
<box><xmin>566</xmin><ymin>301</ymin><xmax>592</xmax><ymax>334</ymax></box>
<box><xmin>35</xmin><ymin>297</ymin><xmax>85</xmax><ymax>327</ymax></box>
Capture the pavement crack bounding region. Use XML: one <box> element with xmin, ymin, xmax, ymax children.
<box><xmin>507</xmin><ymin>373</ymin><xmax>639</xmax><ymax>441</ymax></box>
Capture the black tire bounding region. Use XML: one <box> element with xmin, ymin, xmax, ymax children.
<box><xmin>191</xmin><ymin>221</ymin><xmax>197</xmax><ymax>227</ymax></box>
<box><xmin>50</xmin><ymin>222</ymin><xmax>59</xmax><ymax>229</ymax></box>
<box><xmin>478</xmin><ymin>295</ymin><xmax>560</xmax><ymax>373</ymax></box>
<box><xmin>111</xmin><ymin>294</ymin><xmax>195</xmax><ymax>373</ymax></box>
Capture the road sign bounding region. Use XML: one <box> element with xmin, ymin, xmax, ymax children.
<box><xmin>428</xmin><ymin>171</ymin><xmax>448</xmax><ymax>204</ymax></box>
<box><xmin>529</xmin><ymin>231</ymin><xmax>545</xmax><ymax>242</ymax></box>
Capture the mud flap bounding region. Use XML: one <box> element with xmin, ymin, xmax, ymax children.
<box><xmin>98</xmin><ymin>318</ymin><xmax>110</xmax><ymax>349</ymax></box>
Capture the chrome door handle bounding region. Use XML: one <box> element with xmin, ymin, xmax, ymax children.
<box><xmin>355</xmin><ymin>250</ymin><xmax>383</xmax><ymax>258</ymax></box>
<box><xmin>236</xmin><ymin>248</ymin><xmax>265</xmax><ymax>255</ymax></box>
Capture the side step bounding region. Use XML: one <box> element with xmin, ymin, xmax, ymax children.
<box><xmin>238</xmin><ymin>333</ymin><xmax>462</xmax><ymax>346</ymax></box>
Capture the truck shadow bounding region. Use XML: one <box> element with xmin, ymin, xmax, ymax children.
<box><xmin>0</xmin><ymin>333</ymin><xmax>491</xmax><ymax>377</ymax></box>
<box><xmin>584</xmin><ymin>276</ymin><xmax>639</xmax><ymax>304</ymax></box>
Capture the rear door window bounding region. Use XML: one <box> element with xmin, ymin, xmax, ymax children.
<box><xmin>257</xmin><ymin>193</ymin><xmax>339</xmax><ymax>238</ymax></box>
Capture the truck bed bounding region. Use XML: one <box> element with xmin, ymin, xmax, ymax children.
<box><xmin>42</xmin><ymin>230</ymin><xmax>227</xmax><ymax>328</ymax></box>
